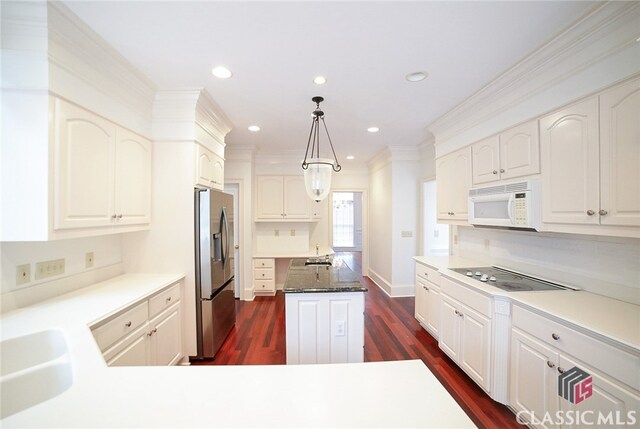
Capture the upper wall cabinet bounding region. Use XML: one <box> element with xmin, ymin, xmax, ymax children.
<box><xmin>436</xmin><ymin>147</ymin><xmax>472</xmax><ymax>222</ymax></box>
<box><xmin>472</xmin><ymin>120</ymin><xmax>539</xmax><ymax>185</ymax></box>
<box><xmin>195</xmin><ymin>144</ymin><xmax>224</xmax><ymax>190</ymax></box>
<box><xmin>540</xmin><ymin>76</ymin><xmax>640</xmax><ymax>237</ymax></box>
<box><xmin>54</xmin><ymin>98</ymin><xmax>151</xmax><ymax>231</ymax></box>
<box><xmin>255</xmin><ymin>175</ymin><xmax>311</xmax><ymax>221</ymax></box>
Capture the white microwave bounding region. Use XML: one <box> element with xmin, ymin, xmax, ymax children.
<box><xmin>468</xmin><ymin>179</ymin><xmax>541</xmax><ymax>231</ymax></box>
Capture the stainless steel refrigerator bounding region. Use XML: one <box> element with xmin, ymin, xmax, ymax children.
<box><xmin>194</xmin><ymin>188</ymin><xmax>235</xmax><ymax>359</ymax></box>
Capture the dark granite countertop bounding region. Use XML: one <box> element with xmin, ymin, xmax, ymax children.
<box><xmin>283</xmin><ymin>259</ymin><xmax>368</xmax><ymax>293</ymax></box>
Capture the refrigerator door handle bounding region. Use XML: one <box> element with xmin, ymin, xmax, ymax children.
<box><xmin>222</xmin><ymin>207</ymin><xmax>230</xmax><ymax>268</ymax></box>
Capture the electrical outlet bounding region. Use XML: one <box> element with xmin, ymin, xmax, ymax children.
<box><xmin>274</xmin><ymin>229</ymin><xmax>279</xmax><ymax>237</ymax></box>
<box><xmin>86</xmin><ymin>252</ymin><xmax>94</xmax><ymax>268</ymax></box>
<box><xmin>401</xmin><ymin>230</ymin><xmax>413</xmax><ymax>238</ymax></box>
<box><xmin>335</xmin><ymin>320</ymin><xmax>345</xmax><ymax>336</ymax></box>
<box><xmin>16</xmin><ymin>264</ymin><xmax>31</xmax><ymax>285</ymax></box>
<box><xmin>434</xmin><ymin>230</ymin><xmax>439</xmax><ymax>238</ymax></box>
<box><xmin>35</xmin><ymin>258</ymin><xmax>65</xmax><ymax>280</ymax></box>
<box><xmin>290</xmin><ymin>229</ymin><xmax>296</xmax><ymax>237</ymax></box>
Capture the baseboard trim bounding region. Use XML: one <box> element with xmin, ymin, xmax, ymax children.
<box><xmin>367</xmin><ymin>269</ymin><xmax>415</xmax><ymax>298</ymax></box>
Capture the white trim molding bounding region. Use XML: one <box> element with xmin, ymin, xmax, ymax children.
<box><xmin>429</xmin><ymin>1</ymin><xmax>640</xmax><ymax>157</ymax></box>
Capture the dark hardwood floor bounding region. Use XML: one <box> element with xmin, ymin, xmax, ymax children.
<box><xmin>193</xmin><ymin>252</ymin><xmax>520</xmax><ymax>429</ymax></box>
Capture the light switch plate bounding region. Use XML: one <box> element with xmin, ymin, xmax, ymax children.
<box><xmin>86</xmin><ymin>252</ymin><xmax>94</xmax><ymax>268</ymax></box>
<box><xmin>35</xmin><ymin>259</ymin><xmax>65</xmax><ymax>280</ymax></box>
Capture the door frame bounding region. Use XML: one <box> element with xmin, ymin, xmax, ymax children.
<box><xmin>329</xmin><ymin>189</ymin><xmax>369</xmax><ymax>276</ymax></box>
<box><xmin>224</xmin><ymin>180</ymin><xmax>245</xmax><ymax>300</ymax></box>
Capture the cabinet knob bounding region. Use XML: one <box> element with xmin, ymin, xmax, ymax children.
<box><xmin>125</xmin><ymin>321</ymin><xmax>132</xmax><ymax>328</ymax></box>
<box><xmin>111</xmin><ymin>214</ymin><xmax>117</xmax><ymax>219</ymax></box>
<box><xmin>166</xmin><ymin>296</ymin><xmax>172</xmax><ymax>303</ymax></box>
<box><xmin>586</xmin><ymin>210</ymin><xmax>595</xmax><ymax>216</ymax></box>
<box><xmin>551</xmin><ymin>333</ymin><xmax>560</xmax><ymax>340</ymax></box>
<box><xmin>492</xmin><ymin>170</ymin><xmax>498</xmax><ymax>175</ymax></box>
<box><xmin>117</xmin><ymin>214</ymin><xmax>123</xmax><ymax>219</ymax></box>
<box><xmin>557</xmin><ymin>367</ymin><xmax>565</xmax><ymax>374</ymax></box>
<box><xmin>599</xmin><ymin>209</ymin><xmax>608</xmax><ymax>216</ymax></box>
<box><xmin>546</xmin><ymin>360</ymin><xmax>555</xmax><ymax>368</ymax></box>
<box><xmin>424</xmin><ymin>286</ymin><xmax>429</xmax><ymax>291</ymax></box>
<box><xmin>500</xmin><ymin>168</ymin><xmax>505</xmax><ymax>173</ymax></box>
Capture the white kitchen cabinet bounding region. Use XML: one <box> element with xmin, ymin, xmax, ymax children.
<box><xmin>253</xmin><ymin>258</ymin><xmax>276</xmax><ymax>295</ymax></box>
<box><xmin>148</xmin><ymin>303</ymin><xmax>182</xmax><ymax>366</ymax></box>
<box><xmin>255</xmin><ymin>175</ymin><xmax>311</xmax><ymax>220</ymax></box>
<box><xmin>540</xmin><ymin>76</ymin><xmax>640</xmax><ymax>236</ymax></box>
<box><xmin>312</xmin><ymin>199</ymin><xmax>325</xmax><ymax>220</ymax></box>
<box><xmin>540</xmin><ymin>96</ymin><xmax>600</xmax><ymax>226</ymax></box>
<box><xmin>439</xmin><ymin>276</ymin><xmax>492</xmax><ymax>393</ymax></box>
<box><xmin>92</xmin><ymin>281</ymin><xmax>183</xmax><ymax>367</ymax></box>
<box><xmin>195</xmin><ymin>144</ymin><xmax>224</xmax><ymax>190</ymax></box>
<box><xmin>54</xmin><ymin>98</ymin><xmax>151</xmax><ymax>231</ymax></box>
<box><xmin>436</xmin><ymin>147</ymin><xmax>472</xmax><ymax>222</ymax></box>
<box><xmin>414</xmin><ymin>262</ymin><xmax>441</xmax><ymax>338</ymax></box>
<box><xmin>510</xmin><ymin>304</ymin><xmax>640</xmax><ymax>429</ymax></box>
<box><xmin>472</xmin><ymin>120</ymin><xmax>539</xmax><ymax>185</ymax></box>
<box><xmin>285</xmin><ymin>291</ymin><xmax>365</xmax><ymax>364</ymax></box>
<box><xmin>599</xmin><ymin>77</ymin><xmax>640</xmax><ymax>228</ymax></box>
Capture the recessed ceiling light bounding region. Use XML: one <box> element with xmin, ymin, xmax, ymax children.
<box><xmin>248</xmin><ymin>125</ymin><xmax>260</xmax><ymax>132</ymax></box>
<box><xmin>367</xmin><ymin>127</ymin><xmax>379</xmax><ymax>133</ymax></box>
<box><xmin>346</xmin><ymin>155</ymin><xmax>355</xmax><ymax>160</ymax></box>
<box><xmin>212</xmin><ymin>66</ymin><xmax>233</xmax><ymax>79</ymax></box>
<box><xmin>313</xmin><ymin>76</ymin><xmax>327</xmax><ymax>85</ymax></box>
<box><xmin>406</xmin><ymin>71</ymin><xmax>428</xmax><ymax>82</ymax></box>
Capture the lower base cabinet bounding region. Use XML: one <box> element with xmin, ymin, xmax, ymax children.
<box><xmin>510</xmin><ymin>306</ymin><xmax>640</xmax><ymax>429</ymax></box>
<box><xmin>92</xmin><ymin>282</ymin><xmax>183</xmax><ymax>367</ymax></box>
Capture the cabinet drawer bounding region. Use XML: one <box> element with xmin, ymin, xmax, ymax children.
<box><xmin>149</xmin><ymin>282</ymin><xmax>181</xmax><ymax>318</ymax></box>
<box><xmin>415</xmin><ymin>263</ymin><xmax>440</xmax><ymax>285</ymax></box>
<box><xmin>92</xmin><ymin>301</ymin><xmax>149</xmax><ymax>351</ymax></box>
<box><xmin>254</xmin><ymin>279</ymin><xmax>275</xmax><ymax>292</ymax></box>
<box><xmin>253</xmin><ymin>258</ymin><xmax>274</xmax><ymax>269</ymax></box>
<box><xmin>440</xmin><ymin>276</ymin><xmax>492</xmax><ymax>318</ymax></box>
<box><xmin>254</xmin><ymin>268</ymin><xmax>274</xmax><ymax>280</ymax></box>
<box><xmin>513</xmin><ymin>305</ymin><xmax>640</xmax><ymax>391</ymax></box>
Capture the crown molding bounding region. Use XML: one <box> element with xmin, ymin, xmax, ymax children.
<box><xmin>429</xmin><ymin>1</ymin><xmax>640</xmax><ymax>154</ymax></box>
<box><xmin>367</xmin><ymin>147</ymin><xmax>392</xmax><ymax>173</ymax></box>
<box><xmin>152</xmin><ymin>88</ymin><xmax>233</xmax><ymax>151</ymax></box>
<box><xmin>46</xmin><ymin>1</ymin><xmax>157</xmax><ymax>136</ymax></box>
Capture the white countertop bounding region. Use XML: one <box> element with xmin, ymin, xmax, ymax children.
<box><xmin>1</xmin><ymin>273</ymin><xmax>475</xmax><ymax>428</ymax></box>
<box><xmin>253</xmin><ymin>245</ymin><xmax>335</xmax><ymax>259</ymax></box>
<box><xmin>414</xmin><ymin>255</ymin><xmax>640</xmax><ymax>353</ymax></box>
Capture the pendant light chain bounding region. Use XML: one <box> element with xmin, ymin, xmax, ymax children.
<box><xmin>301</xmin><ymin>97</ymin><xmax>342</xmax><ymax>172</ymax></box>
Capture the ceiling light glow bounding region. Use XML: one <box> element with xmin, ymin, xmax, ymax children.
<box><xmin>406</xmin><ymin>71</ymin><xmax>428</xmax><ymax>82</ymax></box>
<box><xmin>346</xmin><ymin>155</ymin><xmax>355</xmax><ymax>160</ymax></box>
<box><xmin>367</xmin><ymin>127</ymin><xmax>379</xmax><ymax>133</ymax></box>
<box><xmin>248</xmin><ymin>125</ymin><xmax>260</xmax><ymax>132</ymax></box>
<box><xmin>212</xmin><ymin>66</ymin><xmax>233</xmax><ymax>79</ymax></box>
<box><xmin>313</xmin><ymin>76</ymin><xmax>327</xmax><ymax>85</ymax></box>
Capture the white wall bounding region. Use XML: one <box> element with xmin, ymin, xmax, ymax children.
<box><xmin>454</xmin><ymin>227</ymin><xmax>640</xmax><ymax>305</ymax></box>
<box><xmin>0</xmin><ymin>236</ymin><xmax>124</xmax><ymax>313</ymax></box>
<box><xmin>391</xmin><ymin>159</ymin><xmax>420</xmax><ymax>289</ymax></box>
<box><xmin>368</xmin><ymin>160</ymin><xmax>392</xmax><ymax>290</ymax></box>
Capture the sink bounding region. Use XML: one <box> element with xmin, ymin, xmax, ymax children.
<box><xmin>1</xmin><ymin>330</ymin><xmax>73</xmax><ymax>418</ymax></box>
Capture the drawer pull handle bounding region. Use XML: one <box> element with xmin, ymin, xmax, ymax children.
<box><xmin>147</xmin><ymin>328</ymin><xmax>157</xmax><ymax>337</ymax></box>
<box><xmin>551</xmin><ymin>333</ymin><xmax>560</xmax><ymax>340</ymax></box>
<box><xmin>166</xmin><ymin>296</ymin><xmax>172</xmax><ymax>303</ymax></box>
<box><xmin>424</xmin><ymin>286</ymin><xmax>429</xmax><ymax>291</ymax></box>
<box><xmin>500</xmin><ymin>168</ymin><xmax>505</xmax><ymax>173</ymax></box>
<box><xmin>599</xmin><ymin>209</ymin><xmax>608</xmax><ymax>216</ymax></box>
<box><xmin>546</xmin><ymin>361</ymin><xmax>555</xmax><ymax>369</ymax></box>
<box><xmin>125</xmin><ymin>321</ymin><xmax>132</xmax><ymax>328</ymax></box>
<box><xmin>557</xmin><ymin>367</ymin><xmax>565</xmax><ymax>374</ymax></box>
<box><xmin>586</xmin><ymin>210</ymin><xmax>595</xmax><ymax>216</ymax></box>
<box><xmin>492</xmin><ymin>170</ymin><xmax>498</xmax><ymax>175</ymax></box>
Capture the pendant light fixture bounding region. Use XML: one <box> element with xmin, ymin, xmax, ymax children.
<box><xmin>301</xmin><ymin>96</ymin><xmax>341</xmax><ymax>202</ymax></box>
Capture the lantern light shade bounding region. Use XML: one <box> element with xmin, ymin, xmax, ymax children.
<box><xmin>303</xmin><ymin>158</ymin><xmax>334</xmax><ymax>202</ymax></box>
<box><xmin>301</xmin><ymin>97</ymin><xmax>341</xmax><ymax>202</ymax></box>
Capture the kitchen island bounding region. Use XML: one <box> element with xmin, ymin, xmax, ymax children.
<box><xmin>283</xmin><ymin>259</ymin><xmax>367</xmax><ymax>364</ymax></box>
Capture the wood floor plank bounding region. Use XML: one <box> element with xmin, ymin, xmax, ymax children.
<box><xmin>192</xmin><ymin>252</ymin><xmax>521</xmax><ymax>428</ymax></box>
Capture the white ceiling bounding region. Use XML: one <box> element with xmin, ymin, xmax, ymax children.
<box><xmin>64</xmin><ymin>1</ymin><xmax>597</xmax><ymax>163</ymax></box>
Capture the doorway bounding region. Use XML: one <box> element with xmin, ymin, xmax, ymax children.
<box><xmin>422</xmin><ymin>180</ymin><xmax>449</xmax><ymax>255</ymax></box>
<box><xmin>331</xmin><ymin>191</ymin><xmax>365</xmax><ymax>277</ymax></box>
